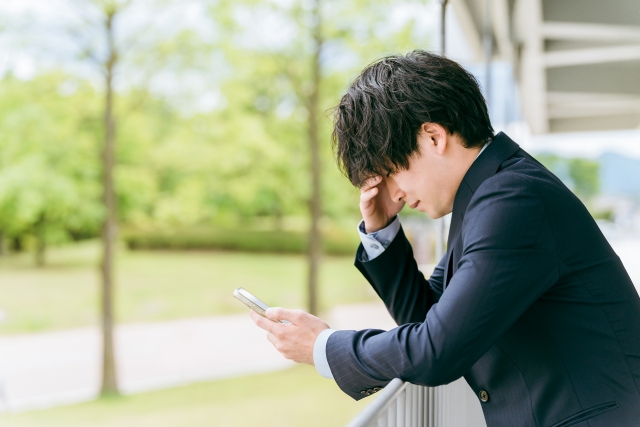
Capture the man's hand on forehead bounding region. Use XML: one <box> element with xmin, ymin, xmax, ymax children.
<box><xmin>359</xmin><ymin>175</ymin><xmax>404</xmax><ymax>233</ymax></box>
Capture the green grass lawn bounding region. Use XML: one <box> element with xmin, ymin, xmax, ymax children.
<box><xmin>1</xmin><ymin>365</ymin><xmax>372</xmax><ymax>427</ymax></box>
<box><xmin>0</xmin><ymin>240</ymin><xmax>375</xmax><ymax>334</ymax></box>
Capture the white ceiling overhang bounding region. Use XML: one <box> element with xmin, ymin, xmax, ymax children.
<box><xmin>452</xmin><ymin>0</ymin><xmax>640</xmax><ymax>134</ymax></box>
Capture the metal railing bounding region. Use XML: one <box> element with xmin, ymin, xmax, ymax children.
<box><xmin>346</xmin><ymin>377</ymin><xmax>487</xmax><ymax>427</ymax></box>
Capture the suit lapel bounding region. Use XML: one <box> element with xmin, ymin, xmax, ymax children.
<box><xmin>442</xmin><ymin>132</ymin><xmax>520</xmax><ymax>289</ymax></box>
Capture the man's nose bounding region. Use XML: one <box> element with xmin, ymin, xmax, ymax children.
<box><xmin>387</xmin><ymin>179</ymin><xmax>405</xmax><ymax>203</ymax></box>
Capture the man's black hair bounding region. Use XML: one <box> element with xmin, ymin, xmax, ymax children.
<box><xmin>331</xmin><ymin>50</ymin><xmax>494</xmax><ymax>187</ymax></box>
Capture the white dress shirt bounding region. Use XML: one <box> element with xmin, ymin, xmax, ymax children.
<box><xmin>313</xmin><ymin>142</ymin><xmax>491</xmax><ymax>379</ymax></box>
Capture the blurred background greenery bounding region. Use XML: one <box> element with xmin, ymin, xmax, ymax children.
<box><xmin>0</xmin><ymin>0</ymin><xmax>432</xmax><ymax>262</ymax></box>
<box><xmin>0</xmin><ymin>0</ymin><xmax>432</xmax><ymax>425</ymax></box>
<box><xmin>0</xmin><ymin>241</ymin><xmax>373</xmax><ymax>334</ymax></box>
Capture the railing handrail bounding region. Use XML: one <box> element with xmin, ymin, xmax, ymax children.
<box><xmin>345</xmin><ymin>378</ymin><xmax>406</xmax><ymax>427</ymax></box>
<box><xmin>345</xmin><ymin>377</ymin><xmax>487</xmax><ymax>427</ymax></box>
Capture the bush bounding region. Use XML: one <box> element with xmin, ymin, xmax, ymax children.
<box><xmin>591</xmin><ymin>209</ymin><xmax>614</xmax><ymax>221</ymax></box>
<box><xmin>123</xmin><ymin>227</ymin><xmax>360</xmax><ymax>256</ymax></box>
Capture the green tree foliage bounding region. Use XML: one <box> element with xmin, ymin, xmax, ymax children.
<box><xmin>0</xmin><ymin>74</ymin><xmax>102</xmax><ymax>263</ymax></box>
<box><xmin>0</xmin><ymin>0</ymin><xmax>433</xmax><ymax>260</ymax></box>
<box><xmin>212</xmin><ymin>0</ymin><xmax>432</xmax><ymax>221</ymax></box>
<box><xmin>568</xmin><ymin>158</ymin><xmax>600</xmax><ymax>200</ymax></box>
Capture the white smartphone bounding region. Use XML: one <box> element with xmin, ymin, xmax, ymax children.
<box><xmin>233</xmin><ymin>287</ymin><xmax>290</xmax><ymax>324</ymax></box>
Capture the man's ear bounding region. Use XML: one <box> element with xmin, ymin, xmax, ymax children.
<box><xmin>420</xmin><ymin>123</ymin><xmax>448</xmax><ymax>155</ymax></box>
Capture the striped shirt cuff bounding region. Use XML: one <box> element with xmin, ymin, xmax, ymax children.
<box><xmin>358</xmin><ymin>216</ymin><xmax>401</xmax><ymax>261</ymax></box>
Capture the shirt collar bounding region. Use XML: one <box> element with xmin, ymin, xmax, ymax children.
<box><xmin>475</xmin><ymin>141</ymin><xmax>490</xmax><ymax>160</ymax></box>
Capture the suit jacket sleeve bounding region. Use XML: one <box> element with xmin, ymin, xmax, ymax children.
<box><xmin>327</xmin><ymin>173</ymin><xmax>559</xmax><ymax>400</ymax></box>
<box><xmin>354</xmin><ymin>227</ymin><xmax>446</xmax><ymax>326</ymax></box>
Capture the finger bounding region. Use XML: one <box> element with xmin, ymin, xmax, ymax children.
<box><xmin>267</xmin><ymin>332</ymin><xmax>278</xmax><ymax>347</ymax></box>
<box><xmin>360</xmin><ymin>176</ymin><xmax>382</xmax><ymax>193</ymax></box>
<box><xmin>266</xmin><ymin>307</ymin><xmax>304</xmax><ymax>324</ymax></box>
<box><xmin>360</xmin><ymin>186</ymin><xmax>379</xmax><ymax>205</ymax></box>
<box><xmin>250</xmin><ymin>310</ymin><xmax>277</xmax><ymax>333</ymax></box>
<box><xmin>267</xmin><ymin>332</ymin><xmax>290</xmax><ymax>358</ymax></box>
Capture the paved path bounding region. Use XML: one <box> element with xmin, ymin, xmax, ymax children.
<box><xmin>0</xmin><ymin>303</ymin><xmax>396</xmax><ymax>413</ymax></box>
<box><xmin>0</xmin><ymin>237</ymin><xmax>637</xmax><ymax>413</ymax></box>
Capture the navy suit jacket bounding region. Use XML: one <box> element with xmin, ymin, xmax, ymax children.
<box><xmin>326</xmin><ymin>133</ymin><xmax>640</xmax><ymax>427</ymax></box>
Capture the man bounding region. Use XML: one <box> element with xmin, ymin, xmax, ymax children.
<box><xmin>250</xmin><ymin>51</ymin><xmax>640</xmax><ymax>427</ymax></box>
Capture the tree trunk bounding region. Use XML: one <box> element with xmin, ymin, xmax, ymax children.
<box><xmin>100</xmin><ymin>9</ymin><xmax>119</xmax><ymax>396</ymax></box>
<box><xmin>274</xmin><ymin>203</ymin><xmax>284</xmax><ymax>231</ymax></box>
<box><xmin>306</xmin><ymin>0</ymin><xmax>322</xmax><ymax>316</ymax></box>
<box><xmin>34</xmin><ymin>218</ymin><xmax>46</xmax><ymax>267</ymax></box>
<box><xmin>11</xmin><ymin>236</ymin><xmax>23</xmax><ymax>252</ymax></box>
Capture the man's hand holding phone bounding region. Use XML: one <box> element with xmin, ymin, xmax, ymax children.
<box><xmin>360</xmin><ymin>175</ymin><xmax>405</xmax><ymax>233</ymax></box>
<box><xmin>234</xmin><ymin>288</ymin><xmax>329</xmax><ymax>365</ymax></box>
<box><xmin>249</xmin><ymin>308</ymin><xmax>329</xmax><ymax>366</ymax></box>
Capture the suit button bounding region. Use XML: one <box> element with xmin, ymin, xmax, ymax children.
<box><xmin>479</xmin><ymin>390</ymin><xmax>489</xmax><ymax>402</ymax></box>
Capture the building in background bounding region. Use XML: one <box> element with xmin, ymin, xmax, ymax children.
<box><xmin>452</xmin><ymin>0</ymin><xmax>640</xmax><ymax>236</ymax></box>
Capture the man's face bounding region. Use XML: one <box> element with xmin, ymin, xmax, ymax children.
<box><xmin>382</xmin><ymin>125</ymin><xmax>481</xmax><ymax>219</ymax></box>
